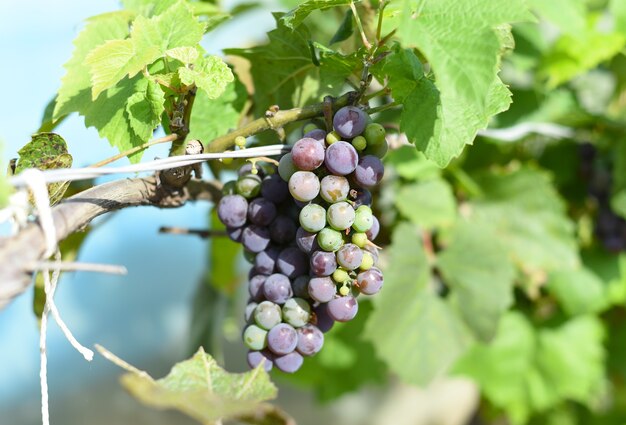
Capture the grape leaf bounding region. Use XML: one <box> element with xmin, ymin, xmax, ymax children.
<box><xmin>277</xmin><ymin>301</ymin><xmax>387</xmax><ymax>401</ymax></box>
<box><xmin>468</xmin><ymin>167</ymin><xmax>579</xmax><ymax>274</ymax></box>
<box><xmin>121</xmin><ymin>0</ymin><xmax>178</xmax><ymax>17</ymax></box>
<box><xmin>437</xmin><ymin>223</ymin><xmax>516</xmax><ymax>341</ymax></box>
<box><xmin>527</xmin><ymin>0</ymin><xmax>586</xmax><ymax>36</ymax></box>
<box><xmin>188</xmin><ymin>75</ymin><xmax>247</xmax><ymax>145</ymax></box>
<box><xmin>86</xmin><ymin>1</ymin><xmax>208</xmax><ymax>99</ymax></box>
<box><xmin>329</xmin><ymin>9</ymin><xmax>354</xmax><ymax>44</ymax></box>
<box><xmin>364</xmin><ymin>223</ymin><xmax>472</xmax><ymax>386</ymax></box>
<box><xmin>54</xmin><ymin>11</ymin><xmax>134</xmax><ymax>121</ymax></box>
<box><xmin>125</xmin><ymin>79</ymin><xmax>166</xmax><ymax>142</ymax></box>
<box><xmin>15</xmin><ymin>133</ymin><xmax>73</xmax><ymax>206</ymax></box>
<box><xmin>384</xmin><ymin>145</ymin><xmax>441</xmax><ymax>181</ymax></box>
<box><xmin>394</xmin><ymin>178</ymin><xmax>456</xmax><ymax>229</ymax></box>
<box><xmin>97</xmin><ymin>345</ymin><xmax>281</xmax><ymax>425</ymax></box>
<box><xmin>281</xmin><ymin>0</ymin><xmax>353</xmax><ymax>29</ymax></box>
<box><xmin>546</xmin><ymin>268</ymin><xmax>607</xmax><ymax>316</ymax></box>
<box><xmin>177</xmin><ymin>55</ymin><xmax>234</xmax><ymax>100</ymax></box>
<box><xmin>165</xmin><ymin>46</ymin><xmax>200</xmax><ymax>64</ymax></box>
<box><xmin>455</xmin><ymin>313</ymin><xmax>605</xmax><ymax>424</ymax></box>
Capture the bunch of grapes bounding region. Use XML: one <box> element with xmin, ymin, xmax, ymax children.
<box><xmin>217</xmin><ymin>105</ymin><xmax>386</xmax><ymax>373</ymax></box>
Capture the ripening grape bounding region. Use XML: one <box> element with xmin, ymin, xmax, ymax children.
<box><xmin>296</xmin><ymin>324</ymin><xmax>324</xmax><ymax>356</ymax></box>
<box><xmin>248</xmin><ymin>198</ymin><xmax>277</xmax><ymax>226</ymax></box>
<box><xmin>327</xmin><ymin>202</ymin><xmax>356</xmax><ymax>231</ymax></box>
<box><xmin>366</xmin><ymin>216</ymin><xmax>380</xmax><ymax>241</ymax></box>
<box><xmin>327</xmin><ymin>296</ymin><xmax>358</xmax><ymax>322</ymax></box>
<box><xmin>354</xmin><ymin>155</ymin><xmax>384</xmax><ymax>187</ymax></box>
<box><xmin>325</xmin><ymin>141</ymin><xmax>358</xmax><ymax>175</ymax></box>
<box><xmin>308</xmin><ymin>276</ymin><xmax>337</xmax><ymax>302</ymax></box>
<box><xmin>336</xmin><ymin>243</ymin><xmax>363</xmax><ymax>270</ymax></box>
<box><xmin>320</xmin><ymin>175</ymin><xmax>350</xmax><ymax>203</ymax></box>
<box><xmin>267</xmin><ymin>323</ymin><xmax>298</xmax><ymax>355</ymax></box>
<box><xmin>247</xmin><ymin>350</ymin><xmax>273</xmax><ymax>372</ymax></box>
<box><xmin>292</xmin><ymin>137</ymin><xmax>325</xmax><ymax>171</ymax></box>
<box><xmin>299</xmin><ymin>204</ymin><xmax>326</xmax><ymax>233</ymax></box>
<box><xmin>310</xmin><ymin>251</ymin><xmax>338</xmax><ymax>276</ymax></box>
<box><xmin>317</xmin><ymin>227</ymin><xmax>344</xmax><ymax>252</ymax></box>
<box><xmin>254</xmin><ymin>301</ymin><xmax>283</xmax><ymax>330</ymax></box>
<box><xmin>289</xmin><ymin>171</ymin><xmax>320</xmax><ymax>202</ymax></box>
<box><xmin>282</xmin><ymin>298</ymin><xmax>311</xmax><ymax>327</ymax></box>
<box><xmin>352</xmin><ymin>188</ymin><xmax>372</xmax><ymax>208</ymax></box>
<box><xmin>217</xmin><ymin>195</ymin><xmax>248</xmax><ymax>228</ymax></box>
<box><xmin>242</xmin><ymin>225</ymin><xmax>271</xmax><ymax>253</ymax></box>
<box><xmin>274</xmin><ymin>351</ymin><xmax>304</xmax><ymax>373</ymax></box>
<box><xmin>263</xmin><ymin>273</ymin><xmax>293</xmax><ymax>304</ymax></box>
<box><xmin>333</xmin><ymin>106</ymin><xmax>368</xmax><ymax>139</ymax></box>
<box><xmin>236</xmin><ymin>174</ymin><xmax>262</xmax><ymax>198</ymax></box>
<box><xmin>357</xmin><ymin>268</ymin><xmax>383</xmax><ymax>295</ymax></box>
<box><xmin>278</xmin><ymin>153</ymin><xmax>298</xmax><ymax>181</ymax></box>
<box><xmin>243</xmin><ymin>324</ymin><xmax>268</xmax><ymax>350</ymax></box>
<box><xmin>303</xmin><ymin>129</ymin><xmax>327</xmax><ymax>145</ymax></box>
<box><xmin>352</xmin><ymin>205</ymin><xmax>374</xmax><ymax>232</ymax></box>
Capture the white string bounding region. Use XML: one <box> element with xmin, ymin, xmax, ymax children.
<box><xmin>9</xmin><ymin>144</ymin><xmax>290</xmax><ymax>187</ymax></box>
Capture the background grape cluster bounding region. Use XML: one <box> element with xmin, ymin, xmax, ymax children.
<box><xmin>216</xmin><ymin>106</ymin><xmax>387</xmax><ymax>373</ymax></box>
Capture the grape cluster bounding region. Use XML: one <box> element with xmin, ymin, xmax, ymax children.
<box><xmin>217</xmin><ymin>106</ymin><xmax>386</xmax><ymax>373</ymax></box>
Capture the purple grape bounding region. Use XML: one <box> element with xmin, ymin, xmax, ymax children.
<box><xmin>351</xmin><ymin>188</ymin><xmax>372</xmax><ymax>208</ymax></box>
<box><xmin>277</xmin><ymin>247</ymin><xmax>309</xmax><ymax>278</ymax></box>
<box><xmin>296</xmin><ymin>227</ymin><xmax>318</xmax><ymax>254</ymax></box>
<box><xmin>289</xmin><ymin>171</ymin><xmax>320</xmax><ymax>202</ymax></box>
<box><xmin>274</xmin><ymin>351</ymin><xmax>303</xmax><ymax>373</ymax></box>
<box><xmin>333</xmin><ymin>106</ymin><xmax>368</xmax><ymax>138</ymax></box>
<box><xmin>313</xmin><ymin>304</ymin><xmax>334</xmax><ymax>333</ymax></box>
<box><xmin>303</xmin><ymin>129</ymin><xmax>327</xmax><ymax>145</ymax></box>
<box><xmin>354</xmin><ymin>155</ymin><xmax>384</xmax><ymax>187</ymax></box>
<box><xmin>357</xmin><ymin>267</ymin><xmax>383</xmax><ymax>295</ymax></box>
<box><xmin>327</xmin><ymin>296</ymin><xmax>358</xmax><ymax>322</ymax></box>
<box><xmin>269</xmin><ymin>215</ymin><xmax>297</xmax><ymax>245</ymax></box>
<box><xmin>254</xmin><ymin>246</ymin><xmax>280</xmax><ymax>275</ymax></box>
<box><xmin>247</xmin><ymin>350</ymin><xmax>274</xmax><ymax>372</ymax></box>
<box><xmin>325</xmin><ymin>141</ymin><xmax>358</xmax><ymax>176</ymax></box>
<box><xmin>217</xmin><ymin>194</ymin><xmax>248</xmax><ymax>228</ymax></box>
<box><xmin>366</xmin><ymin>216</ymin><xmax>380</xmax><ymax>241</ymax></box>
<box><xmin>267</xmin><ymin>323</ymin><xmax>298</xmax><ymax>355</ymax></box>
<box><xmin>226</xmin><ymin>226</ymin><xmax>244</xmax><ymax>242</ymax></box>
<box><xmin>247</xmin><ymin>198</ymin><xmax>277</xmax><ymax>226</ymax></box>
<box><xmin>310</xmin><ymin>251</ymin><xmax>338</xmax><ymax>276</ymax></box>
<box><xmin>320</xmin><ymin>175</ymin><xmax>350</xmax><ymax>203</ymax></box>
<box><xmin>242</xmin><ymin>225</ymin><xmax>271</xmax><ymax>253</ymax></box>
<box><xmin>308</xmin><ymin>276</ymin><xmax>336</xmax><ymax>302</ymax></box>
<box><xmin>336</xmin><ymin>243</ymin><xmax>363</xmax><ymax>270</ymax></box>
<box><xmin>296</xmin><ymin>324</ymin><xmax>324</xmax><ymax>356</ymax></box>
<box><xmin>261</xmin><ymin>174</ymin><xmax>289</xmax><ymax>204</ymax></box>
<box><xmin>249</xmin><ymin>275</ymin><xmax>267</xmax><ymax>302</ymax></box>
<box><xmin>263</xmin><ymin>273</ymin><xmax>293</xmax><ymax>304</ymax></box>
<box><xmin>292</xmin><ymin>275</ymin><xmax>310</xmax><ymax>298</ymax></box>
<box><xmin>292</xmin><ymin>137</ymin><xmax>325</xmax><ymax>171</ymax></box>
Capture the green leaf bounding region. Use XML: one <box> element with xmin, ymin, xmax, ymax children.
<box><xmin>469</xmin><ymin>167</ymin><xmax>579</xmax><ymax>274</ymax></box>
<box><xmin>38</xmin><ymin>96</ymin><xmax>67</xmax><ymax>133</ymax></box>
<box><xmin>455</xmin><ymin>313</ymin><xmax>606</xmax><ymax>425</ymax></box>
<box><xmin>329</xmin><ymin>9</ymin><xmax>354</xmax><ymax>44</ymax></box>
<box><xmin>438</xmin><ymin>223</ymin><xmax>516</xmax><ymax>341</ymax></box>
<box><xmin>97</xmin><ymin>345</ymin><xmax>280</xmax><ymax>425</ymax></box>
<box><xmin>178</xmin><ymin>56</ymin><xmax>234</xmax><ymax>99</ymax></box>
<box><xmin>188</xmin><ymin>75</ymin><xmax>248</xmax><ymax>145</ymax></box>
<box><xmin>121</xmin><ymin>0</ymin><xmax>178</xmax><ymax>17</ymax></box>
<box><xmin>54</xmin><ymin>11</ymin><xmax>134</xmax><ymax>120</ymax></box>
<box><xmin>612</xmin><ymin>0</ymin><xmax>626</xmax><ymax>35</ymax></box>
<box><xmin>125</xmin><ymin>79</ymin><xmax>166</xmax><ymax>141</ymax></box>
<box><xmin>384</xmin><ymin>146</ymin><xmax>441</xmax><ymax>181</ymax></box>
<box><xmin>281</xmin><ymin>0</ymin><xmax>353</xmax><ymax>29</ymax></box>
<box><xmin>278</xmin><ymin>301</ymin><xmax>387</xmax><ymax>401</ymax></box>
<box><xmin>86</xmin><ymin>1</ymin><xmax>207</xmax><ymax>99</ymax></box>
<box><xmin>546</xmin><ymin>268</ymin><xmax>607</xmax><ymax>316</ymax></box>
<box><xmin>15</xmin><ymin>133</ymin><xmax>73</xmax><ymax>206</ymax></box>
<box><xmin>527</xmin><ymin>0</ymin><xmax>586</xmax><ymax>36</ymax></box>
<box><xmin>395</xmin><ymin>179</ymin><xmax>456</xmax><ymax>229</ymax></box>
<box><xmin>165</xmin><ymin>46</ymin><xmax>200</xmax><ymax>64</ymax></box>
<box><xmin>364</xmin><ymin>223</ymin><xmax>472</xmax><ymax>385</ymax></box>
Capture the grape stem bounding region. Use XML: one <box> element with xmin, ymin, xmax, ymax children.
<box><xmin>350</xmin><ymin>1</ymin><xmax>372</xmax><ymax>50</ymax></box>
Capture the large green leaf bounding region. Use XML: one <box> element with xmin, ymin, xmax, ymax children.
<box><xmin>177</xmin><ymin>55</ymin><xmax>234</xmax><ymax>100</ymax></box>
<box><xmin>437</xmin><ymin>223</ymin><xmax>516</xmax><ymax>341</ymax></box>
<box><xmin>394</xmin><ymin>178</ymin><xmax>456</xmax><ymax>229</ymax></box>
<box><xmin>97</xmin><ymin>345</ymin><xmax>281</xmax><ymax>425</ymax></box>
<box><xmin>86</xmin><ymin>1</ymin><xmax>208</xmax><ymax>99</ymax></box>
<box><xmin>528</xmin><ymin>0</ymin><xmax>586</xmax><ymax>36</ymax></box>
<box><xmin>546</xmin><ymin>268</ymin><xmax>608</xmax><ymax>316</ymax></box>
<box><xmin>364</xmin><ymin>223</ymin><xmax>472</xmax><ymax>385</ymax></box>
<box><xmin>125</xmin><ymin>79</ymin><xmax>166</xmax><ymax>141</ymax></box>
<box><xmin>455</xmin><ymin>313</ymin><xmax>606</xmax><ymax>425</ymax></box>
<box><xmin>281</xmin><ymin>0</ymin><xmax>353</xmax><ymax>29</ymax></box>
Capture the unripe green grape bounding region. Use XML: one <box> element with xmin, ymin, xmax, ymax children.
<box><xmin>326</xmin><ymin>131</ymin><xmax>341</xmax><ymax>145</ymax></box>
<box><xmin>317</xmin><ymin>227</ymin><xmax>344</xmax><ymax>252</ymax></box>
<box><xmin>222</xmin><ymin>180</ymin><xmax>237</xmax><ymax>195</ymax></box>
<box><xmin>351</xmin><ymin>136</ymin><xmax>367</xmax><ymax>151</ymax></box>
<box><xmin>254</xmin><ymin>301</ymin><xmax>282</xmax><ymax>330</ymax></box>
<box><xmin>364</xmin><ymin>123</ymin><xmax>386</xmax><ymax>146</ymax></box>
<box><xmin>302</xmin><ymin>123</ymin><xmax>318</xmax><ymax>134</ymax></box>
<box><xmin>282</xmin><ymin>298</ymin><xmax>311</xmax><ymax>328</ymax></box>
<box><xmin>299</xmin><ymin>204</ymin><xmax>326</xmax><ymax>233</ymax></box>
<box><xmin>363</xmin><ymin>139</ymin><xmax>388</xmax><ymax>158</ymax></box>
<box><xmin>352</xmin><ymin>205</ymin><xmax>374</xmax><ymax>232</ymax></box>
<box><xmin>221</xmin><ymin>153</ymin><xmax>234</xmax><ymax>165</ymax></box>
<box><xmin>327</xmin><ymin>202</ymin><xmax>356</xmax><ymax>231</ymax></box>
<box><xmin>339</xmin><ymin>284</ymin><xmax>351</xmax><ymax>296</ymax></box>
<box><xmin>333</xmin><ymin>268</ymin><xmax>350</xmax><ymax>283</ymax></box>
<box><xmin>236</xmin><ymin>174</ymin><xmax>262</xmax><ymax>198</ymax></box>
<box><xmin>360</xmin><ymin>251</ymin><xmax>374</xmax><ymax>270</ymax></box>
<box><xmin>278</xmin><ymin>153</ymin><xmax>298</xmax><ymax>181</ymax></box>
<box><xmin>352</xmin><ymin>232</ymin><xmax>368</xmax><ymax>248</ymax></box>
<box><xmin>235</xmin><ymin>136</ymin><xmax>247</xmax><ymax>148</ymax></box>
<box><xmin>243</xmin><ymin>325</ymin><xmax>268</xmax><ymax>350</ymax></box>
